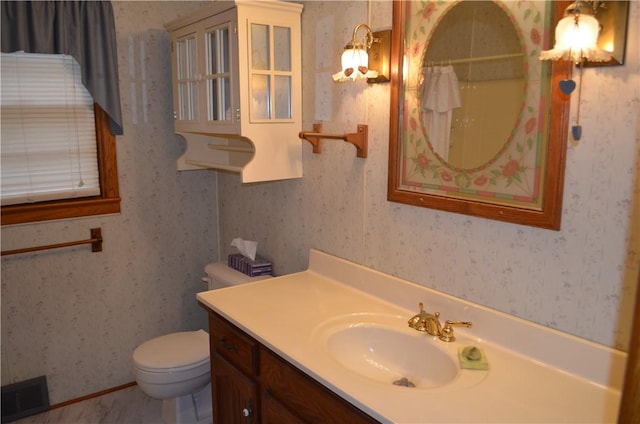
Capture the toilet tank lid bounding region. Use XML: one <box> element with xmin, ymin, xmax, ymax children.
<box><xmin>133</xmin><ymin>330</ymin><xmax>209</xmax><ymax>370</ymax></box>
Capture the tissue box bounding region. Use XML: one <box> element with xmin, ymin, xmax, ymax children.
<box><xmin>228</xmin><ymin>253</ymin><xmax>272</xmax><ymax>277</ymax></box>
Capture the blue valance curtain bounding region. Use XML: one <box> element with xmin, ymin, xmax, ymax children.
<box><xmin>1</xmin><ymin>1</ymin><xmax>123</xmax><ymax>135</ymax></box>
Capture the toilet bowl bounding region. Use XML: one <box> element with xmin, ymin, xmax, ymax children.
<box><xmin>132</xmin><ymin>262</ymin><xmax>271</xmax><ymax>424</ymax></box>
<box><xmin>133</xmin><ymin>330</ymin><xmax>210</xmax><ymax>399</ymax></box>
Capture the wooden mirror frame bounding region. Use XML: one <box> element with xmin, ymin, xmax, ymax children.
<box><xmin>388</xmin><ymin>0</ymin><xmax>571</xmax><ymax>230</ymax></box>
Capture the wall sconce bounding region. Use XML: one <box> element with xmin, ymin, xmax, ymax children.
<box><xmin>540</xmin><ymin>1</ymin><xmax>613</xmax><ymax>64</ymax></box>
<box><xmin>539</xmin><ymin>1</ymin><xmax>629</xmax><ymax>143</ymax></box>
<box><xmin>332</xmin><ymin>24</ymin><xmax>391</xmax><ymax>83</ymax></box>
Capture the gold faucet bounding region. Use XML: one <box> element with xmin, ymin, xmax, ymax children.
<box><xmin>408</xmin><ymin>303</ymin><xmax>472</xmax><ymax>342</ymax></box>
<box><xmin>408</xmin><ymin>302</ymin><xmax>442</xmax><ymax>335</ymax></box>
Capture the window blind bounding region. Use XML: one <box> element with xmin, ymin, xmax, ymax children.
<box><xmin>1</xmin><ymin>52</ymin><xmax>100</xmax><ymax>206</ymax></box>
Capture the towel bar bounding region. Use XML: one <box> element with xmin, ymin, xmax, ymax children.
<box><xmin>1</xmin><ymin>228</ymin><xmax>103</xmax><ymax>256</ymax></box>
<box><xmin>299</xmin><ymin>123</ymin><xmax>368</xmax><ymax>158</ymax></box>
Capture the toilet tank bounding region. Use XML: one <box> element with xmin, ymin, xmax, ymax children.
<box><xmin>203</xmin><ymin>262</ymin><xmax>272</xmax><ymax>290</ymax></box>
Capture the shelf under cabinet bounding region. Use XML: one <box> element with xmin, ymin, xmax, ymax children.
<box><xmin>176</xmin><ymin>132</ymin><xmax>255</xmax><ymax>173</ymax></box>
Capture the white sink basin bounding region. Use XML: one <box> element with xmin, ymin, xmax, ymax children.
<box><xmin>310</xmin><ymin>313</ymin><xmax>485</xmax><ymax>391</ymax></box>
<box><xmin>326</xmin><ymin>323</ymin><xmax>458</xmax><ymax>388</ymax></box>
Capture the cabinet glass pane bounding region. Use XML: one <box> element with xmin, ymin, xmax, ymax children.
<box><xmin>206</xmin><ymin>25</ymin><xmax>231</xmax><ymax>122</ymax></box>
<box><xmin>176</xmin><ymin>37</ymin><xmax>197</xmax><ymax>79</ymax></box>
<box><xmin>207</xmin><ymin>27</ymin><xmax>229</xmax><ymax>74</ymax></box>
<box><xmin>178</xmin><ymin>81</ymin><xmax>199</xmax><ymax>121</ymax></box>
<box><xmin>252</xmin><ymin>75</ymin><xmax>270</xmax><ymax>119</ymax></box>
<box><xmin>208</xmin><ymin>77</ymin><xmax>231</xmax><ymax>121</ymax></box>
<box><xmin>274</xmin><ymin>27</ymin><xmax>291</xmax><ymax>71</ymax></box>
<box><xmin>274</xmin><ymin>76</ymin><xmax>291</xmax><ymax>119</ymax></box>
<box><xmin>176</xmin><ymin>37</ymin><xmax>198</xmax><ymax>121</ymax></box>
<box><xmin>251</xmin><ymin>24</ymin><xmax>270</xmax><ymax>70</ymax></box>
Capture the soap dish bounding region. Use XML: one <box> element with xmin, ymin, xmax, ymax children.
<box><xmin>458</xmin><ymin>346</ymin><xmax>489</xmax><ymax>370</ymax></box>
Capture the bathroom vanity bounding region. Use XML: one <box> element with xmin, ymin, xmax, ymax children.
<box><xmin>208</xmin><ymin>310</ymin><xmax>376</xmax><ymax>423</ymax></box>
<box><xmin>197</xmin><ymin>249</ymin><xmax>625</xmax><ymax>423</ymax></box>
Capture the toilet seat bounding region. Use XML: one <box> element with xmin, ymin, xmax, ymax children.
<box><xmin>133</xmin><ymin>329</ymin><xmax>209</xmax><ymax>373</ymax></box>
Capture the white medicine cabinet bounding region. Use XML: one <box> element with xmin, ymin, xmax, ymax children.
<box><xmin>164</xmin><ymin>0</ymin><xmax>303</xmax><ymax>182</ymax></box>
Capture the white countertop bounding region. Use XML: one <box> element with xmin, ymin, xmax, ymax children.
<box><xmin>197</xmin><ymin>249</ymin><xmax>625</xmax><ymax>423</ymax></box>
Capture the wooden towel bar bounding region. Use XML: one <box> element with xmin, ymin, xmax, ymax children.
<box><xmin>1</xmin><ymin>228</ymin><xmax>103</xmax><ymax>256</ymax></box>
<box><xmin>299</xmin><ymin>123</ymin><xmax>368</xmax><ymax>158</ymax></box>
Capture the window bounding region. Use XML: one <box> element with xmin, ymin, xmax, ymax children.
<box><xmin>2</xmin><ymin>53</ymin><xmax>100</xmax><ymax>205</ymax></box>
<box><xmin>1</xmin><ymin>53</ymin><xmax>120</xmax><ymax>225</ymax></box>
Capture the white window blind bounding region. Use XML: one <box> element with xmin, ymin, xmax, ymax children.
<box><xmin>1</xmin><ymin>52</ymin><xmax>100</xmax><ymax>206</ymax></box>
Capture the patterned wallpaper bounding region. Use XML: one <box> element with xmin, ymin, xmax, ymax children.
<box><xmin>1</xmin><ymin>2</ymin><xmax>216</xmax><ymax>404</ymax></box>
<box><xmin>218</xmin><ymin>0</ymin><xmax>639</xmax><ymax>352</ymax></box>
<box><xmin>0</xmin><ymin>0</ymin><xmax>638</xmax><ymax>407</ymax></box>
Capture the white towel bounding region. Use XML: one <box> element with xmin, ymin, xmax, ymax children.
<box><xmin>419</xmin><ymin>65</ymin><xmax>461</xmax><ymax>160</ymax></box>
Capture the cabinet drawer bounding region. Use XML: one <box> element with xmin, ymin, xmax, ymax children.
<box><xmin>209</xmin><ymin>312</ymin><xmax>257</xmax><ymax>377</ymax></box>
<box><xmin>260</xmin><ymin>348</ymin><xmax>379</xmax><ymax>424</ymax></box>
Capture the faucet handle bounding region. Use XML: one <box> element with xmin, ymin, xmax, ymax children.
<box><xmin>438</xmin><ymin>320</ymin><xmax>472</xmax><ymax>342</ymax></box>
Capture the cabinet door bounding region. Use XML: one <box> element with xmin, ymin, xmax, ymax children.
<box><xmin>248</xmin><ymin>21</ymin><xmax>295</xmax><ymax>123</ymax></box>
<box><xmin>260</xmin><ymin>348</ymin><xmax>379</xmax><ymax>424</ymax></box>
<box><xmin>171</xmin><ymin>10</ymin><xmax>240</xmax><ymax>134</ymax></box>
<box><xmin>212</xmin><ymin>353</ymin><xmax>259</xmax><ymax>424</ymax></box>
<box><xmin>172</xmin><ymin>27</ymin><xmax>200</xmax><ymax>127</ymax></box>
<box><xmin>202</xmin><ymin>10</ymin><xmax>240</xmax><ymax>134</ymax></box>
<box><xmin>261</xmin><ymin>390</ymin><xmax>305</xmax><ymax>424</ymax></box>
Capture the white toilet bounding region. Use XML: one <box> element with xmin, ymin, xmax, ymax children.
<box><xmin>132</xmin><ymin>262</ymin><xmax>271</xmax><ymax>424</ymax></box>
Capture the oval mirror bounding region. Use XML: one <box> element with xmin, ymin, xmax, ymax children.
<box><xmin>421</xmin><ymin>1</ymin><xmax>525</xmax><ymax>169</ymax></box>
<box><xmin>388</xmin><ymin>0</ymin><xmax>571</xmax><ymax>230</ymax></box>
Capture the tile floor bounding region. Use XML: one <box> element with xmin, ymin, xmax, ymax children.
<box><xmin>11</xmin><ymin>386</ymin><xmax>163</xmax><ymax>424</ymax></box>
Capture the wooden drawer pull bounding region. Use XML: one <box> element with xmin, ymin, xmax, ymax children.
<box><xmin>219</xmin><ymin>336</ymin><xmax>238</xmax><ymax>352</ymax></box>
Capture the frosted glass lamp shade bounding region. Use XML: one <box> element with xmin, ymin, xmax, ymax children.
<box><xmin>342</xmin><ymin>48</ymin><xmax>368</xmax><ymax>72</ymax></box>
<box><xmin>333</xmin><ymin>46</ymin><xmax>378</xmax><ymax>82</ymax></box>
<box><xmin>540</xmin><ymin>14</ymin><xmax>612</xmax><ymax>63</ymax></box>
<box><xmin>332</xmin><ymin>47</ymin><xmax>379</xmax><ymax>82</ymax></box>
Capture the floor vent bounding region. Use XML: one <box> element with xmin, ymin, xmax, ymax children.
<box><xmin>1</xmin><ymin>376</ymin><xmax>50</xmax><ymax>423</ymax></box>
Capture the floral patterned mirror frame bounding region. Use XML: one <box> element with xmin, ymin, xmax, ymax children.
<box><xmin>388</xmin><ymin>0</ymin><xmax>572</xmax><ymax>230</ymax></box>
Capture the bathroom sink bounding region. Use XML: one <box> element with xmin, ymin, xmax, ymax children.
<box><xmin>327</xmin><ymin>324</ymin><xmax>458</xmax><ymax>388</ymax></box>
<box><xmin>311</xmin><ymin>314</ymin><xmax>460</xmax><ymax>389</ymax></box>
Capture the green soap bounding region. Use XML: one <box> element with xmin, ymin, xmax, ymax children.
<box><xmin>458</xmin><ymin>346</ymin><xmax>489</xmax><ymax>370</ymax></box>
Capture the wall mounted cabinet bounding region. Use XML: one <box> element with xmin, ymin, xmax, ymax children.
<box><xmin>165</xmin><ymin>0</ymin><xmax>303</xmax><ymax>182</ymax></box>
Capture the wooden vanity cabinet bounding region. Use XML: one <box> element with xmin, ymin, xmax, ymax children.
<box><xmin>208</xmin><ymin>311</ymin><xmax>379</xmax><ymax>424</ymax></box>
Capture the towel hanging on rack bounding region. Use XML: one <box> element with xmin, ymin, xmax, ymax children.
<box><xmin>419</xmin><ymin>65</ymin><xmax>461</xmax><ymax>161</ymax></box>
